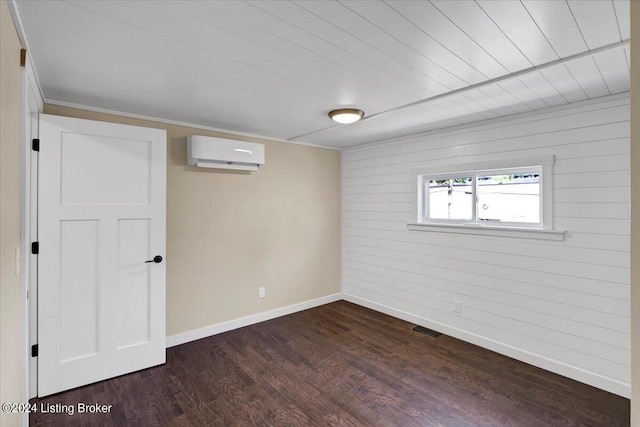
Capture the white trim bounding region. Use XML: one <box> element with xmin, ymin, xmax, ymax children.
<box><xmin>541</xmin><ymin>162</ymin><xmax>553</xmax><ymax>230</ymax></box>
<box><xmin>25</xmin><ymin>58</ymin><xmax>41</xmax><ymax>403</ymax></box>
<box><xmin>25</xmin><ymin>57</ymin><xmax>43</xmax><ymax>112</ymax></box>
<box><xmin>346</xmin><ymin>93</ymin><xmax>630</xmax><ymax>152</ymax></box>
<box><xmin>169</xmin><ymin>292</ymin><xmax>629</xmax><ymax>397</ymax></box>
<box><xmin>407</xmin><ymin>222</ymin><xmax>565</xmax><ymax>241</ymax></box>
<box><xmin>411</xmin><ymin>155</ymin><xmax>555</xmax><ymax>232</ymax></box>
<box><xmin>9</xmin><ymin>2</ymin><xmax>44</xmax><ymax>422</ymax></box>
<box><xmin>411</xmin><ymin>155</ymin><xmax>554</xmax><ymax>177</ymax></box>
<box><xmin>44</xmin><ymin>98</ymin><xmax>341</xmax><ymax>151</ymax></box>
<box><xmin>19</xmin><ymin>49</ymin><xmax>43</xmax><ymax>427</ymax></box>
<box><xmin>298</xmin><ymin>41</ymin><xmax>629</xmax><ymax>143</ymax></box>
<box><xmin>342</xmin><ymin>293</ymin><xmax>630</xmax><ymax>398</ymax></box>
<box><xmin>166</xmin><ymin>293</ymin><xmax>343</xmax><ymax>348</ymax></box>
<box><xmin>9</xmin><ymin>0</ymin><xmax>333</xmax><ymax>153</ymax></box>
<box><xmin>7</xmin><ymin>0</ymin><xmax>45</xmax><ymax>107</ymax></box>
<box><xmin>20</xmin><ymin>56</ymin><xmax>30</xmax><ymax>427</ymax></box>
<box><xmin>6</xmin><ymin>1</ymin><xmax>28</xmax><ymax>51</ymax></box>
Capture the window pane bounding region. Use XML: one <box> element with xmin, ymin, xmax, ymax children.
<box><xmin>428</xmin><ymin>177</ymin><xmax>473</xmax><ymax>220</ymax></box>
<box><xmin>477</xmin><ymin>173</ymin><xmax>540</xmax><ymax>224</ymax></box>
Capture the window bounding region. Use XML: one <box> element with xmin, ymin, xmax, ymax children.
<box><xmin>427</xmin><ymin>176</ymin><xmax>473</xmax><ymax>221</ymax></box>
<box><xmin>413</xmin><ymin>156</ymin><xmax>557</xmax><ymax>236</ymax></box>
<box><xmin>422</xmin><ymin>168</ymin><xmax>541</xmax><ymax>227</ymax></box>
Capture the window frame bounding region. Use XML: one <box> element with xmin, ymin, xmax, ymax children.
<box><xmin>412</xmin><ymin>155</ymin><xmax>557</xmax><ymax>235</ymax></box>
<box><xmin>421</xmin><ymin>173</ymin><xmax>475</xmax><ymax>224</ymax></box>
<box><xmin>421</xmin><ymin>166</ymin><xmax>544</xmax><ymax>228</ymax></box>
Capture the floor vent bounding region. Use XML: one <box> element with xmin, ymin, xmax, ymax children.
<box><xmin>413</xmin><ymin>325</ymin><xmax>442</xmax><ymax>338</ymax></box>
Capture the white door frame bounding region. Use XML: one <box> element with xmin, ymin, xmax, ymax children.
<box><xmin>9</xmin><ymin>1</ymin><xmax>45</xmax><ymax>424</ymax></box>
<box><xmin>18</xmin><ymin>38</ymin><xmax>44</xmax><ymax>425</ymax></box>
<box><xmin>23</xmin><ymin>57</ymin><xmax>42</xmax><ymax>402</ymax></box>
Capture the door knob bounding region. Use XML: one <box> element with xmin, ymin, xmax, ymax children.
<box><xmin>145</xmin><ymin>255</ymin><xmax>163</xmax><ymax>264</ymax></box>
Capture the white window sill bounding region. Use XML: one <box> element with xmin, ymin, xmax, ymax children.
<box><xmin>407</xmin><ymin>222</ymin><xmax>565</xmax><ymax>241</ymax></box>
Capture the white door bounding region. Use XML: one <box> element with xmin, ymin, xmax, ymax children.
<box><xmin>37</xmin><ymin>114</ymin><xmax>166</xmax><ymax>397</ymax></box>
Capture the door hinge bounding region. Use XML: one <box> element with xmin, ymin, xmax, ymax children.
<box><xmin>32</xmin><ymin>138</ymin><xmax>40</xmax><ymax>152</ymax></box>
<box><xmin>31</xmin><ymin>344</ymin><xmax>38</xmax><ymax>357</ymax></box>
<box><xmin>20</xmin><ymin>49</ymin><xmax>26</xmax><ymax>67</ymax></box>
<box><xmin>31</xmin><ymin>242</ymin><xmax>39</xmax><ymax>254</ymax></box>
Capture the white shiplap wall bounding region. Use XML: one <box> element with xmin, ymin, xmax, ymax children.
<box><xmin>341</xmin><ymin>94</ymin><xmax>630</xmax><ymax>397</ymax></box>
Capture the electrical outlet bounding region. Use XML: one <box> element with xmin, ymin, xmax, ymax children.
<box><xmin>259</xmin><ymin>287</ymin><xmax>266</xmax><ymax>299</ymax></box>
<box><xmin>453</xmin><ymin>300</ymin><xmax>462</xmax><ymax>313</ymax></box>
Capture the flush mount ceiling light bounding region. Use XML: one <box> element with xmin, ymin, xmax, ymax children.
<box><xmin>328</xmin><ymin>108</ymin><xmax>365</xmax><ymax>124</ymax></box>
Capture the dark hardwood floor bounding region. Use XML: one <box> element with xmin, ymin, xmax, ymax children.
<box><xmin>31</xmin><ymin>301</ymin><xmax>629</xmax><ymax>426</ymax></box>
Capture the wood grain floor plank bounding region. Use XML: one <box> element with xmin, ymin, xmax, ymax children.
<box><xmin>31</xmin><ymin>301</ymin><xmax>629</xmax><ymax>426</ymax></box>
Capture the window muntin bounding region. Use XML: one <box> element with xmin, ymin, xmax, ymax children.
<box><xmin>421</xmin><ymin>166</ymin><xmax>543</xmax><ymax>228</ymax></box>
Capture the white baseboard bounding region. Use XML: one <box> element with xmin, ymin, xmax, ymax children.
<box><xmin>342</xmin><ymin>293</ymin><xmax>631</xmax><ymax>398</ymax></box>
<box><xmin>166</xmin><ymin>293</ymin><xmax>343</xmax><ymax>348</ymax></box>
<box><xmin>166</xmin><ymin>291</ymin><xmax>630</xmax><ymax>398</ymax></box>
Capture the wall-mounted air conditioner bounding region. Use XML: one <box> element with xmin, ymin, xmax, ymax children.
<box><xmin>187</xmin><ymin>135</ymin><xmax>265</xmax><ymax>171</ymax></box>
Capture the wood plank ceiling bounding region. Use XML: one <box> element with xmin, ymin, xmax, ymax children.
<box><xmin>16</xmin><ymin>0</ymin><xmax>630</xmax><ymax>148</ymax></box>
